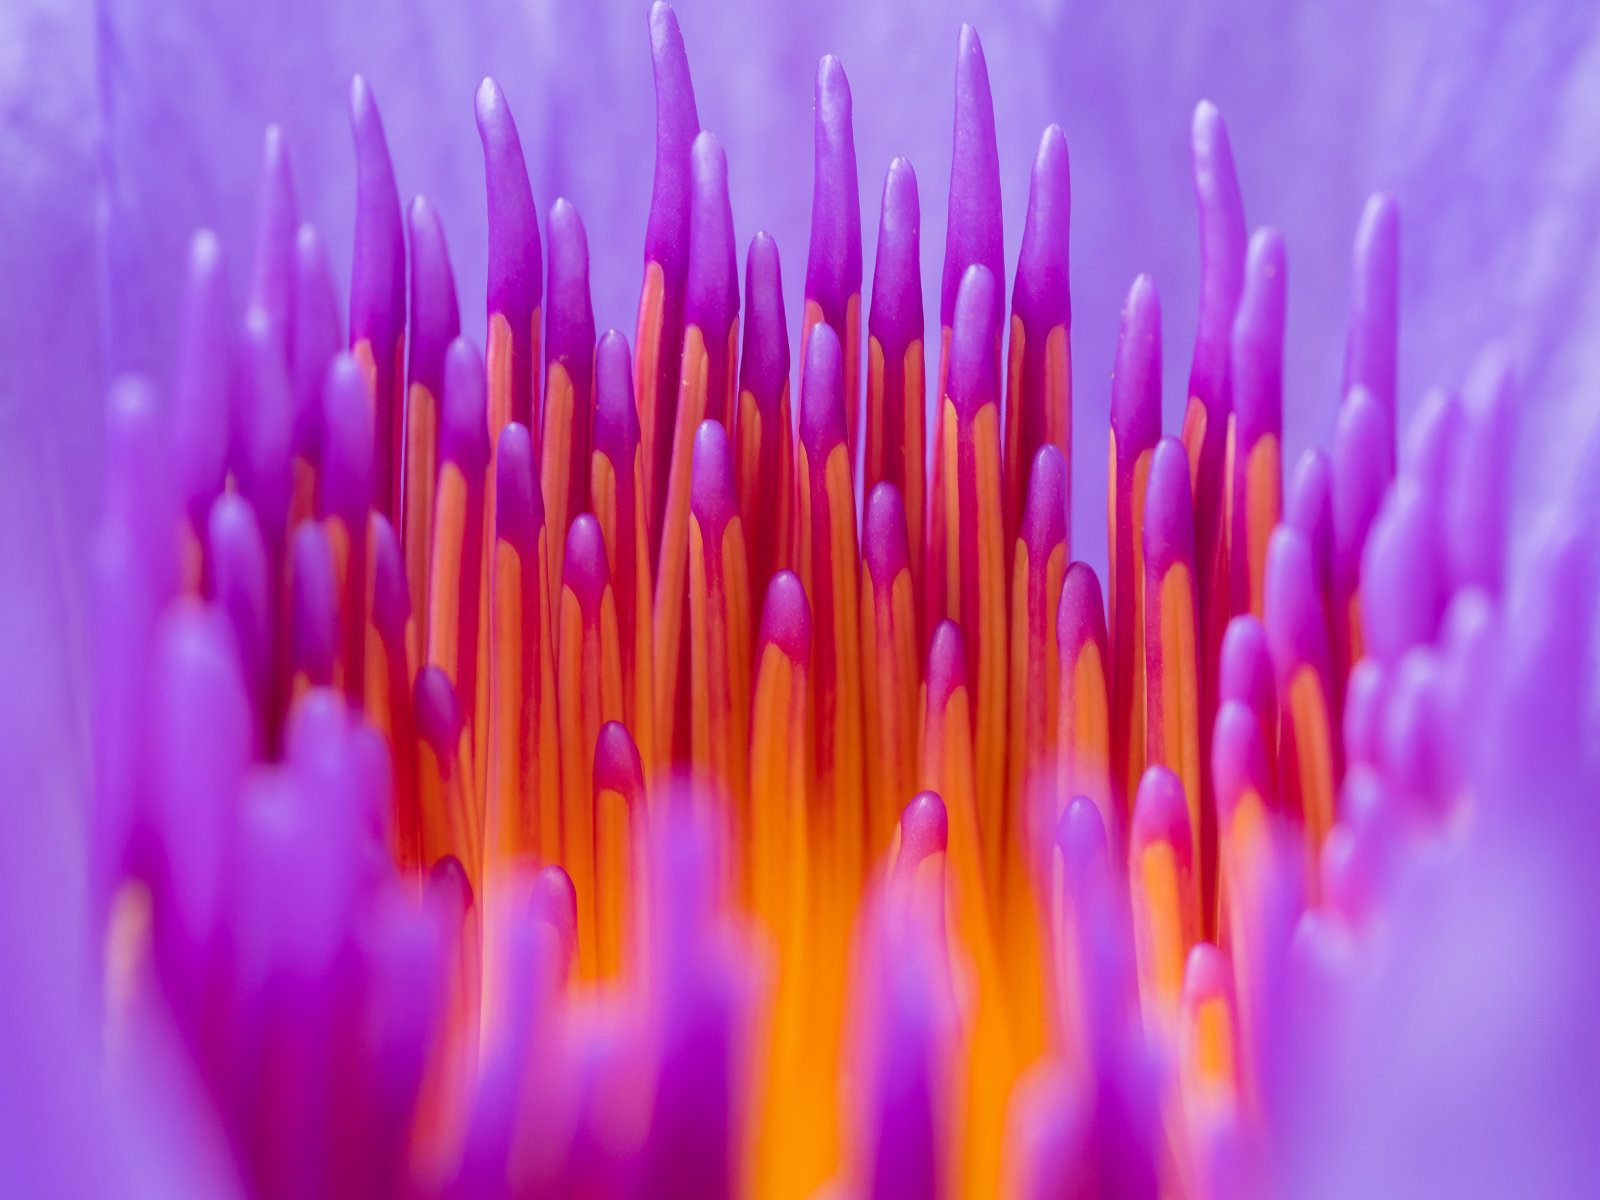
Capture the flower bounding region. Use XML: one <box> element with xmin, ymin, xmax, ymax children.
<box><xmin>5</xmin><ymin>2</ymin><xmax>1600</xmax><ymax>1197</ymax></box>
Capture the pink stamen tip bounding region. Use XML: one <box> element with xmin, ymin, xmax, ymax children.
<box><xmin>1132</xmin><ymin>764</ymin><xmax>1193</xmax><ymax>858</ymax></box>
<box><xmin>207</xmin><ymin>493</ymin><xmax>271</xmax><ymax>706</ymax></box>
<box><xmin>947</xmin><ymin>263</ymin><xmax>998</xmax><ymax>414</ymax></box>
<box><xmin>799</xmin><ymin>321</ymin><xmax>848</xmax><ymax>454</ymax></box>
<box><xmin>532</xmin><ymin>863</ymin><xmax>579</xmax><ymax>960</ymax></box>
<box><xmin>1013</xmin><ymin>124</ymin><xmax>1071</xmax><ymax>334</ymax></box>
<box><xmin>414</xmin><ymin>664</ymin><xmax>464</xmax><ymax>758</ymax></box>
<box><xmin>940</xmin><ymin>23</ymin><xmax>1004</xmax><ymax>331</ymax></box>
<box><xmin>1399</xmin><ymin>385</ymin><xmax>1462</xmax><ymax>496</ymax></box>
<box><xmin>430</xmin><ymin>853</ymin><xmax>473</xmax><ymax>914</ymax></box>
<box><xmin>1021</xmin><ymin>444</ymin><xmax>1069</xmax><ymax>559</ymax></box>
<box><xmin>1286</xmin><ymin>448</ymin><xmax>1333</xmax><ymax>597</ymax></box>
<box><xmin>563</xmin><ymin>513</ymin><xmax>612</xmax><ymax>614</ymax></box>
<box><xmin>1219</xmin><ymin>615</ymin><xmax>1277</xmax><ymax>731</ymax></box>
<box><xmin>476</xmin><ymin>76</ymin><xmax>543</xmax><ymax>321</ymax></box>
<box><xmin>439</xmin><ymin>336</ymin><xmax>490</xmax><ymax>474</ymax></box>
<box><xmin>1211</xmin><ymin>700</ymin><xmax>1273</xmax><ymax>824</ymax></box>
<box><xmin>864</xmin><ymin>482</ymin><xmax>912</xmax><ymax>589</ymax></box>
<box><xmin>1142</xmin><ymin>436</ymin><xmax>1196</xmax><ymax>579</ymax></box>
<box><xmin>1444</xmin><ymin>343</ymin><xmax>1516</xmax><ymax>595</ymax></box>
<box><xmin>1341</xmin><ymin>659</ymin><xmax>1387</xmax><ymax>768</ymax></box>
<box><xmin>897</xmin><ymin>791</ymin><xmax>949</xmax><ymax>872</ymax></box>
<box><xmin>405</xmin><ymin>195</ymin><xmax>461</xmax><ymax>402</ymax></box>
<box><xmin>494</xmin><ymin>422</ymin><xmax>543</xmax><ymax>553</ymax></box>
<box><xmin>1110</xmin><ymin>274</ymin><xmax>1162</xmax><ymax>448</ymax></box>
<box><xmin>237</xmin><ymin>305</ymin><xmax>294</xmax><ymax>548</ymax></box>
<box><xmin>1360</xmin><ymin>479</ymin><xmax>1442</xmax><ymax>665</ymax></box>
<box><xmin>805</xmin><ymin>54</ymin><xmax>862</xmax><ymax>326</ymax></box>
<box><xmin>689</xmin><ymin>419</ymin><xmax>739</xmax><ymax>536</ymax></box>
<box><xmin>926</xmin><ymin>619</ymin><xmax>969</xmax><ymax>711</ymax></box>
<box><xmin>1058</xmin><ymin>561</ymin><xmax>1108</xmax><ymax>656</ymax></box>
<box><xmin>757</xmin><ymin>570</ymin><xmax>812</xmax><ymax>664</ymax></box>
<box><xmin>1181</xmin><ymin>941</ymin><xmax>1234</xmax><ymax>1008</ymax></box>
<box><xmin>593</xmin><ymin>720</ymin><xmax>646</xmax><ymax>803</ymax></box>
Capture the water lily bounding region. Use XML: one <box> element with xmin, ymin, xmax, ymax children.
<box><xmin>4</xmin><ymin>2</ymin><xmax>1600</xmax><ymax>1197</ymax></box>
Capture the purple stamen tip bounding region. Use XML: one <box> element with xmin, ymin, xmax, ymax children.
<box><xmin>593</xmin><ymin>331</ymin><xmax>641</xmax><ymax>465</ymax></box>
<box><xmin>290</xmin><ymin>523</ymin><xmax>337</xmax><ymax>687</ymax></box>
<box><xmin>758</xmin><ymin>570</ymin><xmax>812</xmax><ymax>664</ymax></box>
<box><xmin>941</xmin><ymin>23</ymin><xmax>1004</xmax><ymax>330</ymax></box>
<box><xmin>685</xmin><ymin>131</ymin><xmax>738</xmax><ymax>341</ymax></box>
<box><xmin>563</xmin><ymin>513</ymin><xmax>612</xmax><ymax>612</ymax></box>
<box><xmin>594</xmin><ymin>721</ymin><xmax>646</xmax><ymax>804</ymax></box>
<box><xmin>1445</xmin><ymin>343</ymin><xmax>1516</xmax><ymax>595</ymax></box>
<box><xmin>320</xmin><ymin>352</ymin><xmax>374</xmax><ymax>527</ymax></box>
<box><xmin>689</xmin><ymin>419</ymin><xmax>738</xmax><ymax>536</ymax></box>
<box><xmin>947</xmin><ymin>263</ymin><xmax>998</xmax><ymax>414</ymax></box>
<box><xmin>1219</xmin><ymin>614</ymin><xmax>1276</xmax><ymax>727</ymax></box>
<box><xmin>1399</xmin><ymin>386</ymin><xmax>1461</xmax><ymax>495</ymax></box>
<box><xmin>292</xmin><ymin>224</ymin><xmax>342</xmax><ymax>460</ymax></box>
<box><xmin>1331</xmin><ymin>385</ymin><xmax>1395</xmax><ymax>593</ymax></box>
<box><xmin>1021</xmin><ymin>444</ymin><xmax>1069</xmax><ymax>559</ymax></box>
<box><xmin>370</xmin><ymin>513</ymin><xmax>409</xmax><ymax>642</ymax></box>
<box><xmin>1342</xmin><ymin>658</ymin><xmax>1387</xmax><ymax>767</ymax></box>
<box><xmin>1188</xmin><ymin>100</ymin><xmax>1247</xmax><ymax>411</ymax></box>
<box><xmin>207</xmin><ymin>493</ymin><xmax>271</xmax><ymax>703</ymax></box>
<box><xmin>1143</xmin><ymin>436</ymin><xmax>1196</xmax><ymax>579</ymax></box>
<box><xmin>546</xmin><ymin>198</ymin><xmax>595</xmax><ymax>369</ymax></box>
<box><xmin>898</xmin><ymin>791</ymin><xmax>949</xmax><ymax>868</ymax></box>
<box><xmin>348</xmin><ymin>76</ymin><xmax>404</xmax><ymax>349</ymax></box>
<box><xmin>868</xmin><ymin>157</ymin><xmax>923</xmax><ymax>357</ymax></box>
<box><xmin>439</xmin><ymin>336</ymin><xmax>490</xmax><ymax>474</ymax></box>
<box><xmin>645</xmin><ymin>1</ymin><xmax>701</xmax><ymax>276</ymax></box>
<box><xmin>1013</xmin><ymin>124</ymin><xmax>1071</xmax><ymax>334</ymax></box>
<box><xmin>739</xmin><ymin>232</ymin><xmax>790</xmax><ymax>408</ymax></box>
<box><xmin>172</xmin><ymin>229</ymin><xmax>232</xmax><ymax>522</ymax></box>
<box><xmin>1110</xmin><ymin>274</ymin><xmax>1162</xmax><ymax>450</ymax></box>
<box><xmin>799</xmin><ymin>321</ymin><xmax>848</xmax><ymax>454</ymax></box>
<box><xmin>1231</xmin><ymin>227</ymin><xmax>1286</xmax><ymax>446</ymax></box>
<box><xmin>414</xmin><ymin>665</ymin><xmax>463</xmax><ymax>757</ymax></box>
<box><xmin>406</xmin><ymin>196</ymin><xmax>461</xmax><ymax>402</ymax></box>
<box><xmin>1058</xmin><ymin>561</ymin><xmax>1108</xmax><ymax>655</ymax></box>
<box><xmin>249</xmin><ymin>124</ymin><xmax>298</xmax><ymax>359</ymax></box>
<box><xmin>1133</xmin><ymin>764</ymin><xmax>1191</xmax><ymax>854</ymax></box>
<box><xmin>237</xmin><ymin>306</ymin><xmax>294</xmax><ymax>544</ymax></box>
<box><xmin>1360</xmin><ymin>479</ymin><xmax>1442</xmax><ymax>665</ymax></box>
<box><xmin>1343</xmin><ymin>192</ymin><xmax>1399</xmax><ymax>419</ymax></box>
<box><xmin>494</xmin><ymin>422</ymin><xmax>543</xmax><ymax>554</ymax></box>
<box><xmin>864</xmin><ymin>481</ymin><xmax>912</xmax><ymax>588</ymax></box>
<box><xmin>476</xmin><ymin>77</ymin><xmax>543</xmax><ymax>321</ymax></box>
<box><xmin>926</xmin><ymin>619</ymin><xmax>969</xmax><ymax>709</ymax></box>
<box><xmin>1056</xmin><ymin>793</ymin><xmax>1110</xmax><ymax>883</ymax></box>
<box><xmin>1212</xmin><ymin>700</ymin><xmax>1272</xmax><ymax>822</ymax></box>
<box><xmin>1286</xmin><ymin>448</ymin><xmax>1332</xmax><ymax>594</ymax></box>
<box><xmin>804</xmin><ymin>54</ymin><xmax>862</xmax><ymax>324</ymax></box>
<box><xmin>1264</xmin><ymin>526</ymin><xmax>1330</xmax><ymax>679</ymax></box>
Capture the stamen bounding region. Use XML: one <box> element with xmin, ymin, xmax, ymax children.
<box><xmin>542</xmin><ymin>198</ymin><xmax>597</xmax><ymax>602</ymax></box>
<box><xmin>476</xmin><ymin>77</ymin><xmax>543</xmax><ymax>439</ymax></box>
<box><xmin>1443</xmin><ymin>345</ymin><xmax>1515</xmax><ymax>595</ymax></box>
<box><xmin>1178</xmin><ymin>942</ymin><xmax>1240</xmax><ymax>1118</ymax></box>
<box><xmin>237</xmin><ymin>306</ymin><xmax>295</xmax><ymax>573</ymax></box>
<box><xmin>172</xmin><ymin>232</ymin><xmax>232</xmax><ymax>588</ymax></box>
<box><xmin>206</xmin><ymin>494</ymin><xmax>272</xmax><ymax>749</ymax></box>
<box><xmin>736</xmin><ymin>232</ymin><xmax>794</xmax><ymax>603</ymax></box>
<box><xmin>290</xmin><ymin>224</ymin><xmax>342</xmax><ymax>535</ymax></box>
<box><xmin>1342</xmin><ymin>193</ymin><xmax>1399</xmax><ymax>429</ymax></box>
<box><xmin>1108</xmin><ymin>273</ymin><xmax>1162</xmax><ymax>823</ymax></box>
<box><xmin>892</xmin><ymin>791</ymin><xmax>949</xmax><ymax>924</ymax></box>
<box><xmin>289</xmin><ymin>523</ymin><xmax>338</xmax><ymax>701</ymax></box>
<box><xmin>1285</xmin><ymin>448</ymin><xmax>1334</xmax><ymax>662</ymax></box>
<box><xmin>1330</xmin><ymin>384</ymin><xmax>1393</xmax><ymax>677</ymax></box>
<box><xmin>1006</xmin><ymin>125</ymin><xmax>1072</xmax><ymax>547</ymax></box>
<box><xmin>864</xmin><ymin>158</ymin><xmax>925</xmax><ymax>602</ymax></box>
<box><xmin>1359</xmin><ymin>479</ymin><xmax>1442</xmax><ymax>666</ymax></box>
<box><xmin>1218</xmin><ymin>614</ymin><xmax>1279</xmax><ymax>799</ymax></box>
<box><xmin>557</xmin><ymin>513</ymin><xmax>624</xmax><ymax>980</ymax></box>
<box><xmin>1229</xmin><ymin>228</ymin><xmax>1285</xmax><ymax>620</ymax></box>
<box><xmin>862</xmin><ymin>482</ymin><xmax>920</xmax><ymax>859</ymax></box>
<box><xmin>638</xmin><ymin>2</ymin><xmax>701</xmax><ymax>557</ymax></box>
<box><xmin>1056</xmin><ymin>562</ymin><xmax>1112</xmax><ymax>846</ymax></box>
<box><xmin>320</xmin><ymin>351</ymin><xmax>374</xmax><ymax>694</ymax></box>
<box><xmin>592</xmin><ymin>721</ymin><xmax>647</xmax><ymax>979</ymax></box>
<box><xmin>404</xmin><ymin>196</ymin><xmax>460</xmax><ymax>630</ymax></box>
<box><xmin>415</xmin><ymin>665</ymin><xmax>482</xmax><ymax>896</ymax></box>
<box><xmin>803</xmin><ymin>55</ymin><xmax>862</xmax><ymax>459</ymax></box>
<box><xmin>366</xmin><ymin>513</ymin><xmax>418</xmax><ymax>865</ymax></box>
<box><xmin>248</xmin><ymin>125</ymin><xmax>299</xmax><ymax>363</ymax></box>
<box><xmin>348</xmin><ymin>77</ymin><xmax>406</xmax><ymax>518</ymax></box>
<box><xmin>1130</xmin><ymin>765</ymin><xmax>1198</xmax><ymax>1026</ymax></box>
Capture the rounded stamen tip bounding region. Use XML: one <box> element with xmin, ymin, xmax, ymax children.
<box><xmin>805</xmin><ymin>54</ymin><xmax>862</xmax><ymax>318</ymax></box>
<box><xmin>1014</xmin><ymin>124</ymin><xmax>1072</xmax><ymax>331</ymax></box>
<box><xmin>869</xmin><ymin>158</ymin><xmax>923</xmax><ymax>354</ymax></box>
<box><xmin>406</xmin><ymin>195</ymin><xmax>460</xmax><ymax>400</ymax></box>
<box><xmin>563</xmin><ymin>514</ymin><xmax>612</xmax><ymax>612</ymax></box>
<box><xmin>593</xmin><ymin>331</ymin><xmax>640</xmax><ymax>463</ymax></box>
<box><xmin>758</xmin><ymin>570</ymin><xmax>812</xmax><ymax>664</ymax></box>
<box><xmin>1132</xmin><ymin>764</ymin><xmax>1192</xmax><ymax>859</ymax></box>
<box><xmin>546</xmin><ymin>198</ymin><xmax>594</xmax><ymax>365</ymax></box>
<box><xmin>1021</xmin><ymin>444</ymin><xmax>1069</xmax><ymax>558</ymax></box>
<box><xmin>1213</xmin><ymin>700</ymin><xmax>1272</xmax><ymax>823</ymax></box>
<box><xmin>1332</xmin><ymin>383</ymin><xmax>1395</xmax><ymax>588</ymax></box>
<box><xmin>1232</xmin><ymin>226</ymin><xmax>1287</xmax><ymax>443</ymax></box>
<box><xmin>864</xmin><ymin>482</ymin><xmax>912</xmax><ymax>586</ymax></box>
<box><xmin>1219</xmin><ymin>614</ymin><xmax>1275</xmax><ymax>718</ymax></box>
<box><xmin>1055</xmin><ymin>794</ymin><xmax>1109</xmax><ymax>880</ymax></box>
<box><xmin>1360</xmin><ymin>479</ymin><xmax>1441</xmax><ymax>664</ymax></box>
<box><xmin>948</xmin><ymin>264</ymin><xmax>998</xmax><ymax>414</ymax></box>
<box><xmin>1058</xmin><ymin>561</ymin><xmax>1107</xmax><ymax>650</ymax></box>
<box><xmin>686</xmin><ymin>131</ymin><xmax>737</xmax><ymax>338</ymax></box>
<box><xmin>414</xmin><ymin>664</ymin><xmax>463</xmax><ymax>756</ymax></box>
<box><xmin>290</xmin><ymin>524</ymin><xmax>337</xmax><ymax>686</ymax></box>
<box><xmin>689</xmin><ymin>419</ymin><xmax>738</xmax><ymax>534</ymax></box>
<box><xmin>1143</xmin><ymin>437</ymin><xmax>1196</xmax><ymax>577</ymax></box>
<box><xmin>1264</xmin><ymin>525</ymin><xmax>1329</xmax><ymax>676</ymax></box>
<box><xmin>739</xmin><ymin>232</ymin><xmax>789</xmax><ymax>407</ymax></box>
<box><xmin>1111</xmin><ymin>274</ymin><xmax>1162</xmax><ymax>447</ymax></box>
<box><xmin>494</xmin><ymin>422</ymin><xmax>542</xmax><ymax>550</ymax></box>
<box><xmin>941</xmin><ymin>23</ymin><xmax>1003</xmax><ymax>329</ymax></box>
<box><xmin>440</xmin><ymin>337</ymin><xmax>490</xmax><ymax>474</ymax></box>
<box><xmin>369</xmin><ymin>513</ymin><xmax>409</xmax><ymax>640</ymax></box>
<box><xmin>320</xmin><ymin>352</ymin><xmax>374</xmax><ymax>526</ymax></box>
<box><xmin>532</xmin><ymin>863</ymin><xmax>578</xmax><ymax>966</ymax></box>
<box><xmin>897</xmin><ymin>791</ymin><xmax>949</xmax><ymax>868</ymax></box>
<box><xmin>1181</xmin><ymin>941</ymin><xmax>1233</xmax><ymax>1007</ymax></box>
<box><xmin>593</xmin><ymin>721</ymin><xmax>646</xmax><ymax>803</ymax></box>
<box><xmin>799</xmin><ymin>322</ymin><xmax>847</xmax><ymax>454</ymax></box>
<box><xmin>926</xmin><ymin>619</ymin><xmax>968</xmax><ymax>708</ymax></box>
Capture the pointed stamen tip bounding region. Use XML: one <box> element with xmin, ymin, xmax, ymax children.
<box><xmin>957</xmin><ymin>22</ymin><xmax>986</xmax><ymax>65</ymax></box>
<box><xmin>898</xmin><ymin>791</ymin><xmax>949</xmax><ymax>864</ymax></box>
<box><xmin>1021</xmin><ymin>444</ymin><xmax>1069</xmax><ymax>556</ymax></box>
<box><xmin>1014</xmin><ymin>126</ymin><xmax>1071</xmax><ymax>328</ymax></box>
<box><xmin>563</xmin><ymin>513</ymin><xmax>612</xmax><ymax>610</ymax></box>
<box><xmin>321</xmin><ymin>352</ymin><xmax>374</xmax><ymax>523</ymax></box>
<box><xmin>414</xmin><ymin>664</ymin><xmax>463</xmax><ymax>755</ymax></box>
<box><xmin>593</xmin><ymin>333</ymin><xmax>640</xmax><ymax>468</ymax></box>
<box><xmin>799</xmin><ymin>321</ymin><xmax>847</xmax><ymax>452</ymax></box>
<box><xmin>1111</xmin><ymin>274</ymin><xmax>1162</xmax><ymax>445</ymax></box>
<box><xmin>689</xmin><ymin>419</ymin><xmax>738</xmax><ymax>533</ymax></box>
<box><xmin>864</xmin><ymin>481</ymin><xmax>912</xmax><ymax>584</ymax></box>
<box><xmin>406</xmin><ymin>195</ymin><xmax>460</xmax><ymax>400</ymax></box>
<box><xmin>1143</xmin><ymin>436</ymin><xmax>1196</xmax><ymax>573</ymax></box>
<box><xmin>348</xmin><ymin>74</ymin><xmax>378</xmax><ymax>127</ymax></box>
<box><xmin>1132</xmin><ymin>764</ymin><xmax>1192</xmax><ymax>854</ymax></box>
<box><xmin>948</xmin><ymin>264</ymin><xmax>998</xmax><ymax>412</ymax></box>
<box><xmin>593</xmin><ymin>721</ymin><xmax>646</xmax><ymax>801</ymax></box>
<box><xmin>1219</xmin><ymin>614</ymin><xmax>1275</xmax><ymax>714</ymax></box>
<box><xmin>1212</xmin><ymin>700</ymin><xmax>1271</xmax><ymax>819</ymax></box>
<box><xmin>816</xmin><ymin>53</ymin><xmax>851</xmax><ymax>110</ymax></box>
<box><xmin>494</xmin><ymin>422</ymin><xmax>542</xmax><ymax>547</ymax></box>
<box><xmin>440</xmin><ymin>337</ymin><xmax>489</xmax><ymax>471</ymax></box>
<box><xmin>477</xmin><ymin>80</ymin><xmax>541</xmax><ymax>317</ymax></box>
<box><xmin>758</xmin><ymin>570</ymin><xmax>812</xmax><ymax>663</ymax></box>
<box><xmin>942</xmin><ymin>25</ymin><xmax>1003</xmax><ymax>328</ymax></box>
<box><xmin>926</xmin><ymin>619</ymin><xmax>968</xmax><ymax>706</ymax></box>
<box><xmin>1357</xmin><ymin>192</ymin><xmax>1399</xmax><ymax>256</ymax></box>
<box><xmin>1058</xmin><ymin>561</ymin><xmax>1107</xmax><ymax>647</ymax></box>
